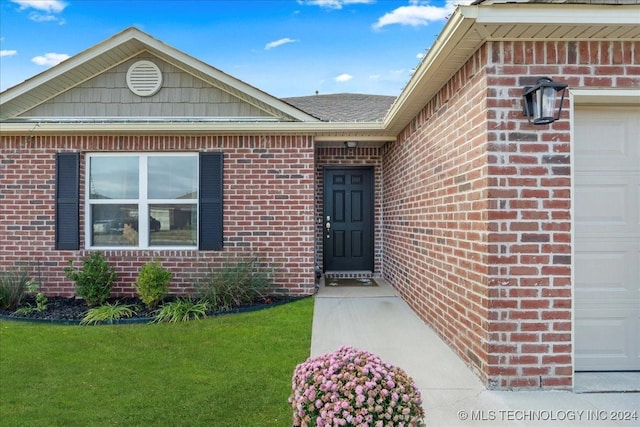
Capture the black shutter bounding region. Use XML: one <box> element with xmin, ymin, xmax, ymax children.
<box><xmin>199</xmin><ymin>152</ymin><xmax>223</xmax><ymax>250</ymax></box>
<box><xmin>55</xmin><ymin>152</ymin><xmax>80</xmax><ymax>250</ymax></box>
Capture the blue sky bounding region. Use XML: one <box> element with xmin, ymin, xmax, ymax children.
<box><xmin>0</xmin><ymin>0</ymin><xmax>470</xmax><ymax>97</ymax></box>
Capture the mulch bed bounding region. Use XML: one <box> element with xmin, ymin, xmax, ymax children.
<box><xmin>0</xmin><ymin>295</ymin><xmax>300</xmax><ymax>325</ymax></box>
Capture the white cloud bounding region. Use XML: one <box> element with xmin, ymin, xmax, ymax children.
<box><xmin>299</xmin><ymin>0</ymin><xmax>374</xmax><ymax>10</ymax></box>
<box><xmin>265</xmin><ymin>38</ymin><xmax>298</xmax><ymax>50</ymax></box>
<box><xmin>335</xmin><ymin>73</ymin><xmax>353</xmax><ymax>82</ymax></box>
<box><xmin>11</xmin><ymin>0</ymin><xmax>67</xmax><ymax>13</ymax></box>
<box><xmin>373</xmin><ymin>5</ymin><xmax>449</xmax><ymax>29</ymax></box>
<box><xmin>32</xmin><ymin>52</ymin><xmax>70</xmax><ymax>66</ymax></box>
<box><xmin>29</xmin><ymin>12</ymin><xmax>64</xmax><ymax>23</ymax></box>
<box><xmin>0</xmin><ymin>50</ymin><xmax>18</xmax><ymax>57</ymax></box>
<box><xmin>11</xmin><ymin>0</ymin><xmax>67</xmax><ymax>24</ymax></box>
<box><xmin>373</xmin><ymin>1</ymin><xmax>473</xmax><ymax>29</ymax></box>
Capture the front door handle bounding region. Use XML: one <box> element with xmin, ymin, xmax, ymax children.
<box><xmin>325</xmin><ymin>222</ymin><xmax>331</xmax><ymax>229</ymax></box>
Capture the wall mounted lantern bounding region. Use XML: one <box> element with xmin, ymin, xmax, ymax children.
<box><xmin>522</xmin><ymin>77</ymin><xmax>568</xmax><ymax>125</ymax></box>
<box><xmin>344</xmin><ymin>141</ymin><xmax>358</xmax><ymax>149</ymax></box>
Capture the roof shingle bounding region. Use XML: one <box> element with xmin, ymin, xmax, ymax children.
<box><xmin>281</xmin><ymin>93</ymin><xmax>396</xmax><ymax>122</ymax></box>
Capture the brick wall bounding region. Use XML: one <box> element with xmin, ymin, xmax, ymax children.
<box><xmin>0</xmin><ymin>135</ymin><xmax>316</xmax><ymax>297</ymax></box>
<box><xmin>383</xmin><ymin>40</ymin><xmax>639</xmax><ymax>390</ymax></box>
<box><xmin>485</xmin><ymin>40</ymin><xmax>638</xmax><ymax>389</ymax></box>
<box><xmin>383</xmin><ymin>45</ymin><xmax>492</xmax><ymax>384</ymax></box>
<box><xmin>315</xmin><ymin>146</ymin><xmax>383</xmax><ymax>276</ymax></box>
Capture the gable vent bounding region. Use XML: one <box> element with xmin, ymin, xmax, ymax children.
<box><xmin>126</xmin><ymin>60</ymin><xmax>163</xmax><ymax>97</ymax></box>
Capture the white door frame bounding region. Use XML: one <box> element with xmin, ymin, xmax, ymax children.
<box><xmin>570</xmin><ymin>89</ymin><xmax>640</xmax><ymax>381</ymax></box>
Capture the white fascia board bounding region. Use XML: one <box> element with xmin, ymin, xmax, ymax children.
<box><xmin>0</xmin><ymin>120</ymin><xmax>390</xmax><ymax>136</ymax></box>
<box><xmin>571</xmin><ymin>89</ymin><xmax>640</xmax><ymax>105</ymax></box>
<box><xmin>0</xmin><ymin>28</ymin><xmax>140</xmax><ymax>104</ymax></box>
<box><xmin>383</xmin><ymin>7</ymin><xmax>476</xmax><ymax>128</ymax></box>
<box><xmin>466</xmin><ymin>4</ymin><xmax>640</xmax><ymax>25</ymax></box>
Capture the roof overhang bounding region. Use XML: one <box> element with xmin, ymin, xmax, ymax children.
<box><xmin>0</xmin><ymin>27</ymin><xmax>319</xmax><ymax>123</ymax></box>
<box><xmin>383</xmin><ymin>2</ymin><xmax>640</xmax><ymax>135</ymax></box>
<box><xmin>1</xmin><ymin>4</ymin><xmax>638</xmax><ymax>141</ymax></box>
<box><xmin>0</xmin><ymin>120</ymin><xmax>395</xmax><ymax>142</ymax></box>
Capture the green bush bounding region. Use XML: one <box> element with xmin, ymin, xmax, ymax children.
<box><xmin>154</xmin><ymin>298</ymin><xmax>208</xmax><ymax>323</ymax></box>
<box><xmin>196</xmin><ymin>257</ymin><xmax>272</xmax><ymax>311</ymax></box>
<box><xmin>135</xmin><ymin>260</ymin><xmax>171</xmax><ymax>308</ymax></box>
<box><xmin>63</xmin><ymin>252</ymin><xmax>116</xmax><ymax>307</ymax></box>
<box><xmin>0</xmin><ymin>268</ymin><xmax>31</xmax><ymax>310</ymax></box>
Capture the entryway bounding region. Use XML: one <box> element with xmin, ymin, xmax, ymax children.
<box><xmin>574</xmin><ymin>104</ymin><xmax>640</xmax><ymax>373</ymax></box>
<box><xmin>323</xmin><ymin>167</ymin><xmax>374</xmax><ymax>272</ymax></box>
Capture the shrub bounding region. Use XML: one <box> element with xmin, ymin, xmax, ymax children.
<box><xmin>197</xmin><ymin>257</ymin><xmax>272</xmax><ymax>311</ymax></box>
<box><xmin>154</xmin><ymin>298</ymin><xmax>208</xmax><ymax>323</ymax></box>
<box><xmin>135</xmin><ymin>260</ymin><xmax>171</xmax><ymax>308</ymax></box>
<box><xmin>290</xmin><ymin>346</ymin><xmax>425</xmax><ymax>427</ymax></box>
<box><xmin>63</xmin><ymin>252</ymin><xmax>116</xmax><ymax>307</ymax></box>
<box><xmin>0</xmin><ymin>268</ymin><xmax>31</xmax><ymax>310</ymax></box>
<box><xmin>81</xmin><ymin>302</ymin><xmax>137</xmax><ymax>325</ymax></box>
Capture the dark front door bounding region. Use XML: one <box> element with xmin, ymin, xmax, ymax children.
<box><xmin>323</xmin><ymin>167</ymin><xmax>374</xmax><ymax>272</ymax></box>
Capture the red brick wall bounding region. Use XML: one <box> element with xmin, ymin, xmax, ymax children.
<box><xmin>0</xmin><ymin>135</ymin><xmax>316</xmax><ymax>297</ymax></box>
<box><xmin>485</xmin><ymin>40</ymin><xmax>638</xmax><ymax>389</ymax></box>
<box><xmin>383</xmin><ymin>40</ymin><xmax>639</xmax><ymax>390</ymax></box>
<box><xmin>383</xmin><ymin>46</ymin><xmax>492</xmax><ymax>383</ymax></box>
<box><xmin>315</xmin><ymin>146</ymin><xmax>383</xmax><ymax>276</ymax></box>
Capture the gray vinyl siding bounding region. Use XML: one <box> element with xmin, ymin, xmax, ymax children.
<box><xmin>19</xmin><ymin>54</ymin><xmax>271</xmax><ymax>118</ymax></box>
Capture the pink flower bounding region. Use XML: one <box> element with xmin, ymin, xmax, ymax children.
<box><xmin>290</xmin><ymin>346</ymin><xmax>425</xmax><ymax>426</ymax></box>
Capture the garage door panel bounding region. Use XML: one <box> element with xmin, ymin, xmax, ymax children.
<box><xmin>575</xmin><ymin>105</ymin><xmax>640</xmax><ymax>372</ymax></box>
<box><xmin>575</xmin><ymin>310</ymin><xmax>639</xmax><ymax>371</ymax></box>
<box><xmin>575</xmin><ymin>248</ymin><xmax>635</xmax><ymax>298</ymax></box>
<box><xmin>575</xmin><ymin>180</ymin><xmax>634</xmax><ymax>230</ymax></box>
<box><xmin>575</xmin><ymin>109</ymin><xmax>639</xmax><ymax>170</ymax></box>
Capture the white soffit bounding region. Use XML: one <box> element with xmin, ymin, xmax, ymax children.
<box><xmin>384</xmin><ymin>3</ymin><xmax>640</xmax><ymax>135</ymax></box>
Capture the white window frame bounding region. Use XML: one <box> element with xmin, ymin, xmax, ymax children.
<box><xmin>85</xmin><ymin>152</ymin><xmax>199</xmax><ymax>250</ymax></box>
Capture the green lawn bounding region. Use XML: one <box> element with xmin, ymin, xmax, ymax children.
<box><xmin>0</xmin><ymin>297</ymin><xmax>314</xmax><ymax>427</ymax></box>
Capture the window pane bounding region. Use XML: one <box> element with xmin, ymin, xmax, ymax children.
<box><xmin>89</xmin><ymin>156</ymin><xmax>138</xmax><ymax>199</ymax></box>
<box><xmin>91</xmin><ymin>204</ymin><xmax>139</xmax><ymax>246</ymax></box>
<box><xmin>148</xmin><ymin>156</ymin><xmax>198</xmax><ymax>199</ymax></box>
<box><xmin>149</xmin><ymin>204</ymin><xmax>197</xmax><ymax>246</ymax></box>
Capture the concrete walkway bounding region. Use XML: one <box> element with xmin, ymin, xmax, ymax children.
<box><xmin>311</xmin><ymin>278</ymin><xmax>639</xmax><ymax>426</ymax></box>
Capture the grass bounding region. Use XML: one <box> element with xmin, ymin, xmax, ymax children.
<box><xmin>0</xmin><ymin>297</ymin><xmax>314</xmax><ymax>427</ymax></box>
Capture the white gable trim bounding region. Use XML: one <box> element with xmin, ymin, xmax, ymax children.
<box><xmin>0</xmin><ymin>28</ymin><xmax>318</xmax><ymax>123</ymax></box>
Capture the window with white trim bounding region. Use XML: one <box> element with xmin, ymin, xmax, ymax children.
<box><xmin>86</xmin><ymin>153</ymin><xmax>198</xmax><ymax>249</ymax></box>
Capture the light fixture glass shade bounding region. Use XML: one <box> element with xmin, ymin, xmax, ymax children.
<box><xmin>523</xmin><ymin>77</ymin><xmax>568</xmax><ymax>125</ymax></box>
<box><xmin>344</xmin><ymin>141</ymin><xmax>358</xmax><ymax>149</ymax></box>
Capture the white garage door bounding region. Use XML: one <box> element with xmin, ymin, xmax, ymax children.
<box><xmin>574</xmin><ymin>105</ymin><xmax>640</xmax><ymax>371</ymax></box>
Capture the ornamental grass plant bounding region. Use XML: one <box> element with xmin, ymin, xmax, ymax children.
<box><xmin>290</xmin><ymin>346</ymin><xmax>425</xmax><ymax>427</ymax></box>
<box><xmin>0</xmin><ymin>268</ymin><xmax>31</xmax><ymax>310</ymax></box>
<box><xmin>197</xmin><ymin>257</ymin><xmax>272</xmax><ymax>311</ymax></box>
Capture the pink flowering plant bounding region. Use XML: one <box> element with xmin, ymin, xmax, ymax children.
<box><xmin>290</xmin><ymin>346</ymin><xmax>425</xmax><ymax>426</ymax></box>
